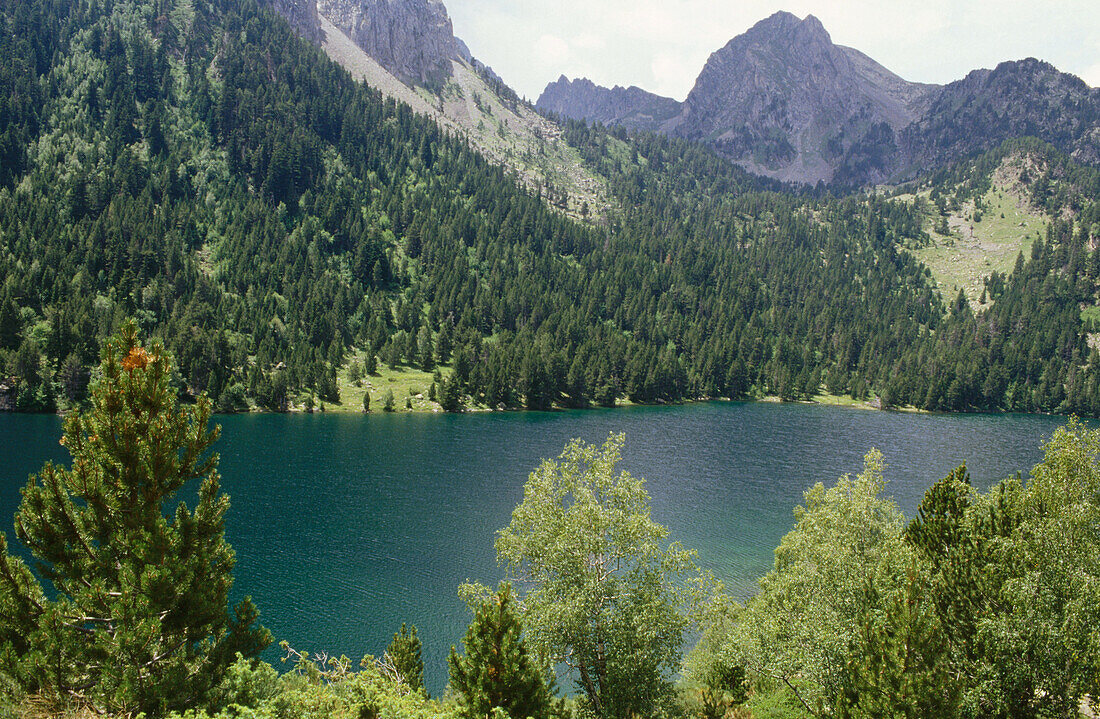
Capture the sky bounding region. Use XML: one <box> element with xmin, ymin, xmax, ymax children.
<box><xmin>446</xmin><ymin>0</ymin><xmax>1100</xmax><ymax>102</ymax></box>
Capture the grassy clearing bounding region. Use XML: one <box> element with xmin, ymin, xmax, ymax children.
<box><xmin>809</xmin><ymin>392</ymin><xmax>880</xmax><ymax>410</ymax></box>
<box><xmin>907</xmin><ymin>177</ymin><xmax>1047</xmax><ymax>308</ymax></box>
<box><xmin>309</xmin><ymin>349</ymin><xmax>446</xmax><ymax>414</ymax></box>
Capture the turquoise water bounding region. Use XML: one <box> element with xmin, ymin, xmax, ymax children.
<box><xmin>0</xmin><ymin>403</ymin><xmax>1067</xmax><ymax>693</ymax></box>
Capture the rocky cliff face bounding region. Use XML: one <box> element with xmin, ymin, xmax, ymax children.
<box><xmin>317</xmin><ymin>0</ymin><xmax>458</xmax><ymax>87</ymax></box>
<box><xmin>668</xmin><ymin>11</ymin><xmax>936</xmax><ymax>184</ymax></box>
<box><xmin>536</xmin><ymin>76</ymin><xmax>680</xmax><ymax>132</ymax></box>
<box><xmin>262</xmin><ymin>0</ymin><xmax>321</xmax><ymax>42</ymax></box>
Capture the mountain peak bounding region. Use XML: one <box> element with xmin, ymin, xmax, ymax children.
<box><xmin>673</xmin><ymin>11</ymin><xmax>932</xmax><ymax>183</ymax></box>
<box><xmin>756</xmin><ymin>10</ymin><xmax>800</xmax><ymax>28</ymax></box>
<box><xmin>744</xmin><ymin>11</ymin><xmax>830</xmax><ymax>43</ymax></box>
<box><xmin>798</xmin><ymin>13</ymin><xmax>828</xmax><ymax>37</ymax></box>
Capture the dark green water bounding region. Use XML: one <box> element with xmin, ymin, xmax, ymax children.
<box><xmin>0</xmin><ymin>403</ymin><xmax>1067</xmax><ymax>693</ymax></box>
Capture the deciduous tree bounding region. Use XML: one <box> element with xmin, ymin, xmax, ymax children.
<box><xmin>496</xmin><ymin>433</ymin><xmax>707</xmax><ymax>718</ymax></box>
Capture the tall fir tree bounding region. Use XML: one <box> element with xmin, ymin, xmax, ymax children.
<box><xmin>0</xmin><ymin>322</ymin><xmax>270</xmax><ymax>714</ymax></box>
<box><xmin>448</xmin><ymin>583</ymin><xmax>552</xmax><ymax>719</ymax></box>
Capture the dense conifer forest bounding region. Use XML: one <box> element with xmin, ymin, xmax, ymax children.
<box><xmin>2</xmin><ymin>0</ymin><xmax>1100</xmax><ymax>417</ymax></box>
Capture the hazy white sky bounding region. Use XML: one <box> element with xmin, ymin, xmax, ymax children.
<box><xmin>447</xmin><ymin>0</ymin><xmax>1100</xmax><ymax>101</ymax></box>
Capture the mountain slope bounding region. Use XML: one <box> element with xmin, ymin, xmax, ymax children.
<box><xmin>318</xmin><ymin>15</ymin><xmax>614</xmax><ymax>221</ymax></box>
<box><xmin>279</xmin><ymin>0</ymin><xmax>610</xmax><ymax>221</ymax></box>
<box><xmin>2</xmin><ymin>0</ymin><xmax>1100</xmax><ymax>420</ymax></box>
<box><xmin>900</xmin><ymin>59</ymin><xmax>1100</xmax><ymax>174</ymax></box>
<box><xmin>668</xmin><ymin>11</ymin><xmax>935</xmax><ymax>184</ymax></box>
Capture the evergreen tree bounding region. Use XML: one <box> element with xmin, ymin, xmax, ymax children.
<box><xmin>386</xmin><ymin>623</ymin><xmax>424</xmax><ymax>692</ymax></box>
<box><xmin>439</xmin><ymin>375</ymin><xmax>465</xmax><ymax>413</ymax></box>
<box><xmin>448</xmin><ymin>583</ymin><xmax>552</xmax><ymax>719</ymax></box>
<box><xmin>837</xmin><ymin>567</ymin><xmax>960</xmax><ymax>719</ymax></box>
<box><xmin>0</xmin><ymin>322</ymin><xmax>270</xmax><ymax>714</ymax></box>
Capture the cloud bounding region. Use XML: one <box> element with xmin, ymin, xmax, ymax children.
<box><xmin>651</xmin><ymin>52</ymin><xmax>701</xmax><ymax>100</ymax></box>
<box><xmin>533</xmin><ymin>34</ymin><xmax>570</xmax><ymax>68</ymax></box>
<box><xmin>1082</xmin><ymin>63</ymin><xmax>1100</xmax><ymax>88</ymax></box>
<box><xmin>573</xmin><ymin>32</ymin><xmax>605</xmax><ymax>51</ymax></box>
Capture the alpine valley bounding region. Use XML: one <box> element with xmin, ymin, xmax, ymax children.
<box><xmin>1</xmin><ymin>0</ymin><xmax>1099</xmax><ymax>419</ymax></box>
<box><xmin>4</xmin><ymin>1</ymin><xmax>1100</xmax><ymax>717</ymax></box>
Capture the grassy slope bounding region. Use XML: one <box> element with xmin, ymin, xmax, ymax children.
<box><xmin>900</xmin><ymin>155</ymin><xmax>1048</xmax><ymax>308</ymax></box>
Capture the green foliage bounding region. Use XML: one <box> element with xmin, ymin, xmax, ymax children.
<box><xmin>690</xmin><ymin>421</ymin><xmax>1100</xmax><ymax>718</ymax></box>
<box><xmin>836</xmin><ymin>566</ymin><xmax>960</xmax><ymax>719</ymax></box>
<box><xmin>439</xmin><ymin>374</ymin><xmax>465</xmax><ymax>413</ymax></box>
<box><xmin>0</xmin><ymin>322</ymin><xmax>270</xmax><ymax>714</ymax></box>
<box><xmin>1</xmin><ymin>0</ymin><xmax>1098</xmax><ymax>419</ymax></box>
<box><xmin>701</xmin><ymin>450</ymin><xmax>908</xmax><ymax>716</ymax></box>
<box><xmin>977</xmin><ymin>418</ymin><xmax>1100</xmax><ymax>716</ymax></box>
<box><xmin>168</xmin><ymin>652</ymin><xmax>459</xmax><ymax>719</ymax></box>
<box><xmin>386</xmin><ymin>624</ymin><xmax>424</xmax><ymax>693</ymax></box>
<box><xmin>448</xmin><ymin>583</ymin><xmax>552</xmax><ymax>719</ymax></box>
<box><xmin>496</xmin><ymin>433</ymin><xmax>709</xmax><ymax>718</ymax></box>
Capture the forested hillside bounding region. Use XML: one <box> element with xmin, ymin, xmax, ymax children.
<box><xmin>1</xmin><ymin>0</ymin><xmax>1100</xmax><ymax>416</ymax></box>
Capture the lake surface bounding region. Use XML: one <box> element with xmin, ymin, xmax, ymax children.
<box><xmin>0</xmin><ymin>402</ymin><xmax>1068</xmax><ymax>693</ymax></box>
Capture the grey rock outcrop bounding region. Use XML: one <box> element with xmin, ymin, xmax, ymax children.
<box><xmin>262</xmin><ymin>0</ymin><xmax>321</xmax><ymax>42</ymax></box>
<box><xmin>537</xmin><ymin>76</ymin><xmax>680</xmax><ymax>132</ymax></box>
<box><xmin>318</xmin><ymin>0</ymin><xmax>458</xmax><ymax>87</ymax></box>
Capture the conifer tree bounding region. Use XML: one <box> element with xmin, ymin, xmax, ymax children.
<box><xmin>386</xmin><ymin>623</ymin><xmax>424</xmax><ymax>692</ymax></box>
<box><xmin>448</xmin><ymin>584</ymin><xmax>551</xmax><ymax>719</ymax></box>
<box><xmin>0</xmin><ymin>322</ymin><xmax>270</xmax><ymax>714</ymax></box>
<box><xmin>837</xmin><ymin>567</ymin><xmax>960</xmax><ymax>719</ymax></box>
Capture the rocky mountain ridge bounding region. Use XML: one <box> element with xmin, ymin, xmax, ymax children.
<box><xmin>537</xmin><ymin>12</ymin><xmax>1100</xmax><ymax>186</ymax></box>
<box><xmin>537</xmin><ymin>76</ymin><xmax>680</xmax><ymax>131</ymax></box>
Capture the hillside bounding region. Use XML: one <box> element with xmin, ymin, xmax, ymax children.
<box><xmin>902</xmin><ymin>139</ymin><xmax>1100</xmax><ymax>314</ymax></box>
<box><xmin>897</xmin><ymin>153</ymin><xmax>1049</xmax><ymax>307</ymax></box>
<box><xmin>310</xmin><ymin>0</ymin><xmax>615</xmax><ymax>221</ymax></box>
<box><xmin>1</xmin><ymin>0</ymin><xmax>1099</xmax><ymax>419</ymax></box>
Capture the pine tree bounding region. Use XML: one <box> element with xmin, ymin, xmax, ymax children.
<box><xmin>448</xmin><ymin>584</ymin><xmax>551</xmax><ymax>719</ymax></box>
<box><xmin>386</xmin><ymin>623</ymin><xmax>424</xmax><ymax>692</ymax></box>
<box><xmin>837</xmin><ymin>567</ymin><xmax>960</xmax><ymax>719</ymax></box>
<box><xmin>0</xmin><ymin>322</ymin><xmax>270</xmax><ymax>714</ymax></box>
<box><xmin>439</xmin><ymin>375</ymin><xmax>465</xmax><ymax>413</ymax></box>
